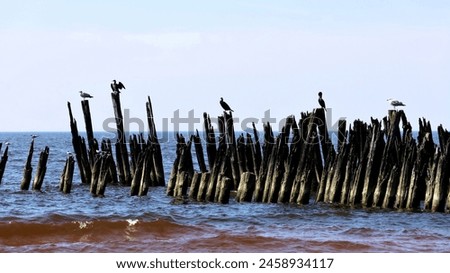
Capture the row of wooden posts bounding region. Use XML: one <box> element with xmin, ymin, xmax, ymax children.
<box><xmin>168</xmin><ymin>108</ymin><xmax>450</xmax><ymax>213</ymax></box>
<box><xmin>0</xmin><ymin>138</ymin><xmax>50</xmax><ymax>191</ymax></box>
<box><xmin>0</xmin><ymin>91</ymin><xmax>166</xmax><ymax>196</ymax></box>
<box><xmin>0</xmin><ymin>92</ymin><xmax>449</xmax><ymax>214</ymax></box>
<box><xmin>66</xmin><ymin>92</ymin><xmax>165</xmax><ymax>196</ymax></box>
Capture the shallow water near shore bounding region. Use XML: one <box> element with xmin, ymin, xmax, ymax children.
<box><xmin>0</xmin><ymin>132</ymin><xmax>449</xmax><ymax>253</ymax></box>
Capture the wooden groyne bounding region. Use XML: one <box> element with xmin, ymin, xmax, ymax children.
<box><xmin>66</xmin><ymin>92</ymin><xmax>165</xmax><ymax>196</ymax></box>
<box><xmin>169</xmin><ymin>108</ymin><xmax>450</xmax><ymax>213</ymax></box>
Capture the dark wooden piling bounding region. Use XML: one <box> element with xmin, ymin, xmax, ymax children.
<box><xmin>130</xmin><ymin>154</ymin><xmax>144</xmax><ymax>196</ymax></box>
<box><xmin>278</xmin><ymin>116</ymin><xmax>302</xmax><ymax>203</ymax></box>
<box><xmin>32</xmin><ymin>146</ymin><xmax>50</xmax><ymax>191</ymax></box>
<box><xmin>138</xmin><ymin>149</ymin><xmax>152</xmax><ymax>196</ymax></box>
<box><xmin>192</xmin><ymin>130</ymin><xmax>208</xmax><ymax>173</ymax></box>
<box><xmin>20</xmin><ymin>139</ymin><xmax>35</xmax><ymax>190</ymax></box>
<box><xmin>203</xmin><ymin>113</ymin><xmax>217</xmax><ymax>171</ymax></box>
<box><xmin>81</xmin><ymin>99</ymin><xmax>98</xmax><ymax>166</ymax></box>
<box><xmin>215</xmin><ymin>175</ymin><xmax>232</xmax><ymax>204</ymax></box>
<box><xmin>174</xmin><ymin>171</ymin><xmax>190</xmax><ymax>198</ymax></box>
<box><xmin>252</xmin><ymin>122</ymin><xmax>262</xmax><ymax>176</ymax></box>
<box><xmin>0</xmin><ymin>145</ymin><xmax>9</xmax><ymax>185</ymax></box>
<box><xmin>361</xmin><ymin>118</ymin><xmax>384</xmax><ymax>207</ymax></box>
<box><xmin>252</xmin><ymin>122</ymin><xmax>274</xmax><ymax>202</ymax></box>
<box><xmin>224</xmin><ymin>111</ymin><xmax>240</xmax><ymax>190</ymax></box>
<box><xmin>67</xmin><ymin>102</ymin><xmax>91</xmax><ymax>184</ymax></box>
<box><xmin>89</xmin><ymin>155</ymin><xmax>102</xmax><ymax>195</ymax></box>
<box><xmin>394</xmin><ymin>130</ymin><xmax>416</xmax><ymax>210</ymax></box>
<box><xmin>167</xmin><ymin>134</ymin><xmax>184</xmax><ymax>196</ymax></box>
<box><xmin>111</xmin><ymin>92</ymin><xmax>132</xmax><ymax>186</ymax></box>
<box><xmin>188</xmin><ymin>172</ymin><xmax>202</xmax><ymax>199</ymax></box>
<box><xmin>347</xmin><ymin>121</ymin><xmax>370</xmax><ymax>206</ymax></box>
<box><xmin>102</xmin><ymin>139</ymin><xmax>119</xmax><ymax>185</ymax></box>
<box><xmin>196</xmin><ymin>172</ymin><xmax>211</xmax><ymax>201</ymax></box>
<box><xmin>430</xmin><ymin>140</ymin><xmax>450</xmax><ymax>212</ymax></box>
<box><xmin>59</xmin><ymin>155</ymin><xmax>75</xmax><ymax>194</ymax></box>
<box><xmin>95</xmin><ymin>154</ymin><xmax>112</xmax><ymax>196</ymax></box>
<box><xmin>315</xmin><ymin>108</ymin><xmax>330</xmax><ymax>162</ymax></box>
<box><xmin>146</xmin><ymin>96</ymin><xmax>165</xmax><ymax>186</ymax></box>
<box><xmin>338</xmin><ymin>119</ymin><xmax>347</xmax><ymax>151</ymax></box>
<box><xmin>236</xmin><ymin>172</ymin><xmax>256</xmax><ymax>202</ymax></box>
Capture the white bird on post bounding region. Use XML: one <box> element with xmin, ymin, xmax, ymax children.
<box><xmin>387</xmin><ymin>98</ymin><xmax>406</xmax><ymax>110</ymax></box>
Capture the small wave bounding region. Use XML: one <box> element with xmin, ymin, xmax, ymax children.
<box><xmin>127</xmin><ymin>219</ymin><xmax>139</xmax><ymax>226</ymax></box>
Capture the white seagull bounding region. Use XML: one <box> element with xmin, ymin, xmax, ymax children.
<box><xmin>387</xmin><ymin>98</ymin><xmax>406</xmax><ymax>110</ymax></box>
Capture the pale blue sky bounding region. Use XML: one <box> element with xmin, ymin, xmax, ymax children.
<box><xmin>1</xmin><ymin>0</ymin><xmax>449</xmax><ymax>132</ymax></box>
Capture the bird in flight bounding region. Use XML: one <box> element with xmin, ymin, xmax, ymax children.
<box><xmin>387</xmin><ymin>98</ymin><xmax>406</xmax><ymax>110</ymax></box>
<box><xmin>79</xmin><ymin>91</ymin><xmax>93</xmax><ymax>100</ymax></box>
<box><xmin>220</xmin><ymin>97</ymin><xmax>234</xmax><ymax>112</ymax></box>
<box><xmin>318</xmin><ymin>91</ymin><xmax>326</xmax><ymax>111</ymax></box>
<box><xmin>111</xmin><ymin>80</ymin><xmax>126</xmax><ymax>93</ymax></box>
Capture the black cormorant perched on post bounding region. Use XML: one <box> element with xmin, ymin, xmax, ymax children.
<box><xmin>318</xmin><ymin>91</ymin><xmax>326</xmax><ymax>111</ymax></box>
<box><xmin>220</xmin><ymin>97</ymin><xmax>234</xmax><ymax>112</ymax></box>
<box><xmin>79</xmin><ymin>91</ymin><xmax>93</xmax><ymax>100</ymax></box>
<box><xmin>387</xmin><ymin>98</ymin><xmax>406</xmax><ymax>110</ymax></box>
<box><xmin>111</xmin><ymin>80</ymin><xmax>126</xmax><ymax>93</ymax></box>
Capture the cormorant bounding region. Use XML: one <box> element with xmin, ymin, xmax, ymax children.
<box><xmin>220</xmin><ymin>97</ymin><xmax>234</xmax><ymax>112</ymax></box>
<box><xmin>387</xmin><ymin>98</ymin><xmax>406</xmax><ymax>110</ymax></box>
<box><xmin>111</xmin><ymin>80</ymin><xmax>126</xmax><ymax>93</ymax></box>
<box><xmin>318</xmin><ymin>92</ymin><xmax>326</xmax><ymax>111</ymax></box>
<box><xmin>79</xmin><ymin>91</ymin><xmax>93</xmax><ymax>100</ymax></box>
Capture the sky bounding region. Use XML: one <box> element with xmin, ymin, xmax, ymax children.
<box><xmin>1</xmin><ymin>0</ymin><xmax>449</xmax><ymax>133</ymax></box>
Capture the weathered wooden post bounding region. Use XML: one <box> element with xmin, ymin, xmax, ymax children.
<box><xmin>96</xmin><ymin>154</ymin><xmax>112</xmax><ymax>196</ymax></box>
<box><xmin>361</xmin><ymin>118</ymin><xmax>384</xmax><ymax>207</ymax></box>
<box><xmin>81</xmin><ymin>99</ymin><xmax>98</xmax><ymax>166</ymax></box>
<box><xmin>278</xmin><ymin>116</ymin><xmax>302</xmax><ymax>203</ymax></box>
<box><xmin>138</xmin><ymin>150</ymin><xmax>152</xmax><ymax>196</ymax></box>
<box><xmin>430</xmin><ymin>140</ymin><xmax>450</xmax><ymax>212</ymax></box>
<box><xmin>167</xmin><ymin>133</ymin><xmax>184</xmax><ymax>196</ymax></box>
<box><xmin>196</xmin><ymin>172</ymin><xmax>211</xmax><ymax>201</ymax></box>
<box><xmin>67</xmin><ymin>102</ymin><xmax>91</xmax><ymax>184</ymax></box>
<box><xmin>59</xmin><ymin>155</ymin><xmax>75</xmax><ymax>194</ymax></box>
<box><xmin>146</xmin><ymin>96</ymin><xmax>165</xmax><ymax>186</ymax></box>
<box><xmin>193</xmin><ymin>130</ymin><xmax>208</xmax><ymax>173</ymax></box>
<box><xmin>224</xmin><ymin>111</ymin><xmax>240</xmax><ymax>190</ymax></box>
<box><xmin>0</xmin><ymin>144</ymin><xmax>9</xmax><ymax>185</ymax></box>
<box><xmin>236</xmin><ymin>172</ymin><xmax>256</xmax><ymax>202</ymax></box>
<box><xmin>188</xmin><ymin>172</ymin><xmax>202</xmax><ymax>199</ymax></box>
<box><xmin>215</xmin><ymin>175</ymin><xmax>232</xmax><ymax>204</ymax></box>
<box><xmin>253</xmin><ymin>122</ymin><xmax>274</xmax><ymax>202</ymax></box>
<box><xmin>347</xmin><ymin>121</ymin><xmax>370</xmax><ymax>206</ymax></box>
<box><xmin>111</xmin><ymin>92</ymin><xmax>132</xmax><ymax>186</ymax></box>
<box><xmin>130</xmin><ymin>154</ymin><xmax>144</xmax><ymax>196</ymax></box>
<box><xmin>203</xmin><ymin>112</ymin><xmax>217</xmax><ymax>170</ymax></box>
<box><xmin>20</xmin><ymin>139</ymin><xmax>35</xmax><ymax>190</ymax></box>
<box><xmin>32</xmin><ymin>146</ymin><xmax>50</xmax><ymax>191</ymax></box>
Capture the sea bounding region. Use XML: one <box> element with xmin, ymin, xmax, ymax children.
<box><xmin>0</xmin><ymin>132</ymin><xmax>449</xmax><ymax>253</ymax></box>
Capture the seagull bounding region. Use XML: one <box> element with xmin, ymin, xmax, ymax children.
<box><xmin>111</xmin><ymin>80</ymin><xmax>126</xmax><ymax>93</ymax></box>
<box><xmin>79</xmin><ymin>91</ymin><xmax>93</xmax><ymax>100</ymax></box>
<box><xmin>318</xmin><ymin>91</ymin><xmax>326</xmax><ymax>111</ymax></box>
<box><xmin>387</xmin><ymin>98</ymin><xmax>406</xmax><ymax>110</ymax></box>
<box><xmin>220</xmin><ymin>97</ymin><xmax>234</xmax><ymax>112</ymax></box>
